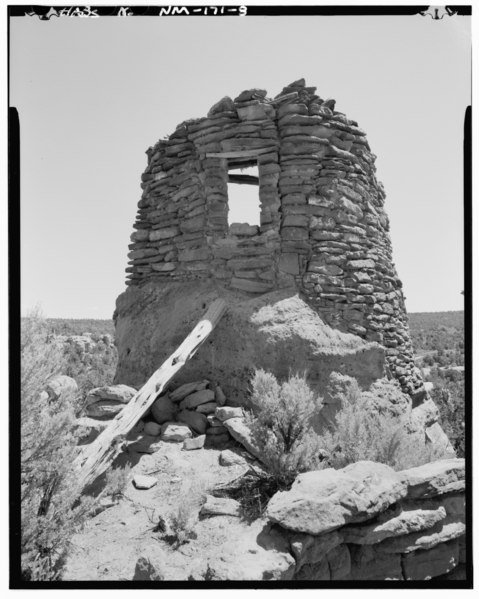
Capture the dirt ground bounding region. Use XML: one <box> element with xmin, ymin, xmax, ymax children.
<box><xmin>63</xmin><ymin>439</ymin><xmax>277</xmax><ymax>581</ymax></box>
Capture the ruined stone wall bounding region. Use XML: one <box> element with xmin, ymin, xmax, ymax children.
<box><xmin>125</xmin><ymin>79</ymin><xmax>423</xmax><ymax>398</ymax></box>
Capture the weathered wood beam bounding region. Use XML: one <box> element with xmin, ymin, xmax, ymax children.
<box><xmin>73</xmin><ymin>298</ymin><xmax>227</xmax><ymax>495</ymax></box>
<box><xmin>227</xmin><ymin>174</ymin><xmax>260</xmax><ymax>186</ymax></box>
<box><xmin>206</xmin><ymin>148</ymin><xmax>272</xmax><ymax>159</ymax></box>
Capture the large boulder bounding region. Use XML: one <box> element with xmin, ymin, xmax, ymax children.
<box><xmin>160</xmin><ymin>422</ymin><xmax>192</xmax><ymax>442</ymax></box>
<box><xmin>84</xmin><ymin>384</ymin><xmax>137</xmax><ymax>419</ymax></box>
<box><xmin>266</xmin><ymin>461</ymin><xmax>407</xmax><ymax>535</ymax></box>
<box><xmin>177</xmin><ymin>410</ymin><xmax>208</xmax><ymax>434</ymax></box>
<box><xmin>113</xmin><ymin>281</ymin><xmax>386</xmax><ymax>405</ymax></box>
<box><xmin>150</xmin><ymin>394</ymin><xmax>176</xmax><ymax>424</ymax></box>
<box><xmin>45</xmin><ymin>375</ymin><xmax>78</xmax><ymax>401</ymax></box>
<box><xmin>84</xmin><ymin>401</ymin><xmax>125</xmax><ymax>419</ymax></box>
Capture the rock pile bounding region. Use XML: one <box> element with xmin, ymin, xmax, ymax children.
<box><xmin>76</xmin><ymin>379</ymin><xmax>237</xmax><ymax>452</ymax></box>
<box><xmin>147</xmin><ymin>380</ymin><xmax>235</xmax><ymax>449</ymax></box>
<box><xmin>205</xmin><ymin>371</ymin><xmax>452</xmax><ymax>458</ymax></box>
<box><xmin>265</xmin><ymin>459</ymin><xmax>466</xmax><ymax>580</ymax></box>
<box><xmin>120</xmin><ymin>77</ymin><xmax>423</xmax><ymax>399</ymax></box>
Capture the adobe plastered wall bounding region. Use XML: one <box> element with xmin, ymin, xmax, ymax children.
<box><xmin>125</xmin><ymin>79</ymin><xmax>423</xmax><ymax>399</ymax></box>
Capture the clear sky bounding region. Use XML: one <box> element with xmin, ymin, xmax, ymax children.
<box><xmin>10</xmin><ymin>7</ymin><xmax>471</xmax><ymax>318</ymax></box>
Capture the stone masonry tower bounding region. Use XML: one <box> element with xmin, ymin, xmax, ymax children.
<box><xmin>121</xmin><ymin>79</ymin><xmax>425</xmax><ymax>401</ymax></box>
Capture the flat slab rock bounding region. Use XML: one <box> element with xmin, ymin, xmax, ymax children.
<box><xmin>219</xmin><ymin>449</ymin><xmax>247</xmax><ymax>467</ymax></box>
<box><xmin>223</xmin><ymin>417</ymin><xmax>262</xmax><ymax>460</ymax></box>
<box><xmin>74</xmin><ymin>417</ymin><xmax>109</xmax><ymax>433</ymax></box>
<box><xmin>215</xmin><ymin>406</ymin><xmax>244</xmax><ymax>421</ymax></box>
<box><xmin>266</xmin><ymin>461</ymin><xmax>408</xmax><ymax>535</ymax></box>
<box><xmin>133</xmin><ymin>475</ymin><xmax>158</xmax><ymax>490</ymax></box>
<box><xmin>85</xmin><ymin>384</ymin><xmax>136</xmax><ymax>404</ymax></box>
<box><xmin>342</xmin><ymin>502</ymin><xmax>448</xmax><ymax>545</ymax></box>
<box><xmin>183</xmin><ymin>435</ymin><xmax>206</xmax><ymax>450</ymax></box>
<box><xmin>160</xmin><ymin>422</ymin><xmax>192</xmax><ymax>442</ymax></box>
<box><xmin>377</xmin><ymin>517</ymin><xmax>465</xmax><ymax>554</ymax></box>
<box><xmin>169</xmin><ymin>380</ymin><xmax>209</xmax><ymax>402</ymax></box>
<box><xmin>180</xmin><ymin>389</ymin><xmax>215</xmax><ymax>410</ymax></box>
<box><xmin>399</xmin><ymin>458</ymin><xmax>465</xmax><ymax>498</ymax></box>
<box><xmin>200</xmin><ymin>495</ymin><xmax>241</xmax><ymax>517</ymax></box>
<box><xmin>126</xmin><ymin>435</ymin><xmax>162</xmax><ymax>454</ymax></box>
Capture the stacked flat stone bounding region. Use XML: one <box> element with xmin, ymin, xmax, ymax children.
<box><xmin>266</xmin><ymin>459</ymin><xmax>466</xmax><ymax>581</ymax></box>
<box><xmin>125</xmin><ymin>78</ymin><xmax>423</xmax><ymax>398</ymax></box>
<box><xmin>148</xmin><ymin>380</ymin><xmax>232</xmax><ymax>447</ymax></box>
<box><xmin>75</xmin><ymin>383</ymin><xmax>137</xmax><ymax>444</ymax></box>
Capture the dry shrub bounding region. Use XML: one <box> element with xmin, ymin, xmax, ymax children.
<box><xmin>245</xmin><ymin>369</ymin><xmax>324</xmax><ymax>489</ymax></box>
<box><xmin>211</xmin><ymin>466</ymin><xmax>280</xmax><ymax>522</ymax></box>
<box><xmin>104</xmin><ymin>464</ymin><xmax>132</xmax><ymax>501</ymax></box>
<box><xmin>321</xmin><ymin>383</ymin><xmax>451</xmax><ymax>471</ymax></box>
<box><xmin>21</xmin><ymin>308</ymin><xmax>94</xmax><ymax>581</ymax></box>
<box><xmin>167</xmin><ymin>481</ymin><xmax>205</xmax><ymax>548</ymax></box>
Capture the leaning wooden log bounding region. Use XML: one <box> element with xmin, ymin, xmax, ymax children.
<box><xmin>73</xmin><ymin>298</ymin><xmax>227</xmax><ymax>495</ymax></box>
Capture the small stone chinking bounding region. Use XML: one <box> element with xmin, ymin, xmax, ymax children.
<box><xmin>125</xmin><ymin>78</ymin><xmax>424</xmax><ymax>401</ymax></box>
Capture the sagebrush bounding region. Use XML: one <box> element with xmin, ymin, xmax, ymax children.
<box><xmin>245</xmin><ymin>369</ymin><xmax>324</xmax><ymax>489</ymax></box>
<box><xmin>104</xmin><ymin>464</ymin><xmax>132</xmax><ymax>501</ymax></box>
<box><xmin>166</xmin><ymin>481</ymin><xmax>205</xmax><ymax>547</ymax></box>
<box><xmin>21</xmin><ymin>309</ymin><xmax>94</xmax><ymax>581</ymax></box>
<box><xmin>320</xmin><ymin>382</ymin><xmax>452</xmax><ymax>470</ymax></box>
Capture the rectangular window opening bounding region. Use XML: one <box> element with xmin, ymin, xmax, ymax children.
<box><xmin>227</xmin><ymin>160</ymin><xmax>261</xmax><ymax>228</ymax></box>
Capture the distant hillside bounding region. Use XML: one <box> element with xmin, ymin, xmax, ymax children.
<box><xmin>45</xmin><ymin>318</ymin><xmax>115</xmax><ymax>337</ymax></box>
<box><xmin>408</xmin><ymin>311</ymin><xmax>464</xmax><ymax>332</ymax></box>
<box><xmin>40</xmin><ymin>311</ymin><xmax>464</xmax><ymax>350</ymax></box>
<box><xmin>407</xmin><ymin>311</ymin><xmax>464</xmax><ymax>356</ymax></box>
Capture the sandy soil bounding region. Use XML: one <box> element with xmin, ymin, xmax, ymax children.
<box><xmin>63</xmin><ymin>439</ymin><xmax>262</xmax><ymax>581</ymax></box>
